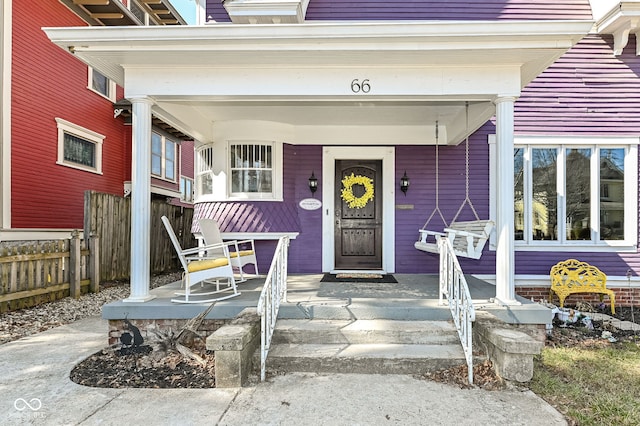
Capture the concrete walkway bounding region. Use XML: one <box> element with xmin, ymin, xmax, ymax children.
<box><xmin>1</xmin><ymin>317</ymin><xmax>566</xmax><ymax>425</ymax></box>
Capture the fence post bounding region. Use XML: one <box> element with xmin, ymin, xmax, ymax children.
<box><xmin>89</xmin><ymin>233</ymin><xmax>100</xmax><ymax>293</ymax></box>
<box><xmin>69</xmin><ymin>230</ymin><xmax>81</xmax><ymax>298</ymax></box>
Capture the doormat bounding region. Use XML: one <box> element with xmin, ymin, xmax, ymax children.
<box><xmin>320</xmin><ymin>273</ymin><xmax>398</xmax><ymax>283</ymax></box>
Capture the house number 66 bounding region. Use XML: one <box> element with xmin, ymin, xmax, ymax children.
<box><xmin>351</xmin><ymin>79</ymin><xmax>371</xmax><ymax>93</ymax></box>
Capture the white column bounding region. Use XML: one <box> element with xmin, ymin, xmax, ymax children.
<box><xmin>494</xmin><ymin>96</ymin><xmax>520</xmax><ymax>306</ymax></box>
<box><xmin>1</xmin><ymin>0</ymin><xmax>12</xmax><ymax>229</ymax></box>
<box><xmin>124</xmin><ymin>97</ymin><xmax>155</xmax><ymax>302</ymax></box>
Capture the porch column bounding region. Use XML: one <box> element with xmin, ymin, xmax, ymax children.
<box><xmin>123</xmin><ymin>96</ymin><xmax>155</xmax><ymax>303</ymax></box>
<box><xmin>494</xmin><ymin>96</ymin><xmax>520</xmax><ymax>305</ymax></box>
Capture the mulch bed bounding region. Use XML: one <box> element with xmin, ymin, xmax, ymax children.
<box><xmin>70</xmin><ymin>347</ymin><xmax>216</xmax><ymax>388</ymax></box>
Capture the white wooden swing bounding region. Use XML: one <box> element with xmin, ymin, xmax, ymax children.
<box><xmin>414</xmin><ymin>104</ymin><xmax>494</xmax><ymax>259</ymax></box>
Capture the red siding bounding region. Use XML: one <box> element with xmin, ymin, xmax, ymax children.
<box><xmin>11</xmin><ymin>1</ymin><xmax>130</xmax><ymax>229</ymax></box>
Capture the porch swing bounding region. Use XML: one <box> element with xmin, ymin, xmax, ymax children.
<box><xmin>414</xmin><ymin>103</ymin><xmax>494</xmax><ymax>259</ymax></box>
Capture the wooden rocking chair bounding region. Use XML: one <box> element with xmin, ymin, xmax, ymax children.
<box><xmin>198</xmin><ymin>218</ymin><xmax>259</xmax><ymax>282</ymax></box>
<box><xmin>161</xmin><ymin>216</ymin><xmax>240</xmax><ymax>303</ymax></box>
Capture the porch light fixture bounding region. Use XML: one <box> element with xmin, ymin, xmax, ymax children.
<box><xmin>400</xmin><ymin>171</ymin><xmax>410</xmax><ymax>195</ymax></box>
<box><xmin>308</xmin><ymin>171</ymin><xmax>318</xmax><ymax>195</ymax></box>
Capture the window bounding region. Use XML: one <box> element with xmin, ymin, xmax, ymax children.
<box><xmin>195</xmin><ymin>141</ymin><xmax>283</xmax><ymax>201</ymax></box>
<box><xmin>88</xmin><ymin>68</ymin><xmax>115</xmax><ymax>101</ymax></box>
<box><xmin>196</xmin><ymin>146</ymin><xmax>215</xmax><ymax>197</ymax></box>
<box><xmin>229</xmin><ymin>143</ymin><xmax>273</xmax><ymax>195</ymax></box>
<box><xmin>151</xmin><ymin>132</ymin><xmax>177</xmax><ymax>181</ymax></box>
<box><xmin>180</xmin><ymin>176</ymin><xmax>194</xmax><ymax>203</ymax></box>
<box><xmin>55</xmin><ymin>118</ymin><xmax>104</xmax><ymax>174</ymax></box>
<box><xmin>492</xmin><ymin>136</ymin><xmax>638</xmax><ymax>251</ymax></box>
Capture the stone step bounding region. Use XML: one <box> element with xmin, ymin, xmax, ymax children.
<box><xmin>262</xmin><ymin>343</ymin><xmax>466</xmax><ymax>375</ymax></box>
<box><xmin>260</xmin><ymin>318</ymin><xmax>466</xmax><ymax>376</ymax></box>
<box><xmin>272</xmin><ymin>319</ymin><xmax>460</xmax><ymax>345</ymax></box>
<box><xmin>278</xmin><ymin>298</ymin><xmax>452</xmax><ymax>321</ymax></box>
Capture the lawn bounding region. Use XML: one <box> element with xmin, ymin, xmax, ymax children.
<box><xmin>529</xmin><ymin>327</ymin><xmax>640</xmax><ymax>426</ymax></box>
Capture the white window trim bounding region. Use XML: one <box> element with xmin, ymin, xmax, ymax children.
<box><xmin>489</xmin><ymin>135</ymin><xmax>638</xmax><ymax>252</ymax></box>
<box><xmin>87</xmin><ymin>67</ymin><xmax>116</xmax><ymax>102</ymax></box>
<box><xmin>151</xmin><ymin>131</ymin><xmax>178</xmax><ymax>183</ymax></box>
<box><xmin>226</xmin><ymin>140</ymin><xmax>283</xmax><ymax>201</ymax></box>
<box><xmin>55</xmin><ymin>118</ymin><xmax>104</xmax><ymax>174</ymax></box>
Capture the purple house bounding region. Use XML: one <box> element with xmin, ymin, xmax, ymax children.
<box><xmin>45</xmin><ymin>0</ymin><xmax>639</xmax><ymax>308</ymax></box>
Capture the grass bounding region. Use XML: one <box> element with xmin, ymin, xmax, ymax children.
<box><xmin>529</xmin><ymin>341</ymin><xmax>640</xmax><ymax>425</ymax></box>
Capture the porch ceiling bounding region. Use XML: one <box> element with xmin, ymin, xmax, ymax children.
<box><xmin>44</xmin><ymin>20</ymin><xmax>593</xmax><ymax>144</ymax></box>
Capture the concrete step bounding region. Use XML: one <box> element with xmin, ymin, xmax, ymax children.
<box><xmin>272</xmin><ymin>319</ymin><xmax>460</xmax><ymax>345</ymax></box>
<box><xmin>263</xmin><ymin>343</ymin><xmax>466</xmax><ymax>375</ymax></box>
<box><xmin>260</xmin><ymin>318</ymin><xmax>466</xmax><ymax>375</ymax></box>
<box><xmin>278</xmin><ymin>298</ymin><xmax>452</xmax><ymax>321</ymax></box>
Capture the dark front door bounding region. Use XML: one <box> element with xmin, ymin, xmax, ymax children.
<box><xmin>334</xmin><ymin>160</ymin><xmax>383</xmax><ymax>270</ymax></box>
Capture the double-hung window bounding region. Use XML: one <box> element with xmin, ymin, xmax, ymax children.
<box><xmin>492</xmin><ymin>136</ymin><xmax>638</xmax><ymax>251</ymax></box>
<box><xmin>55</xmin><ymin>118</ymin><xmax>104</xmax><ymax>174</ymax></box>
<box><xmin>151</xmin><ymin>132</ymin><xmax>177</xmax><ymax>181</ymax></box>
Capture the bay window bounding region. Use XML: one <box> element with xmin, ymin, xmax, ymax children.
<box><xmin>195</xmin><ymin>140</ymin><xmax>283</xmax><ymax>201</ymax></box>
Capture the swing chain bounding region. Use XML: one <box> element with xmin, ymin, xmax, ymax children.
<box><xmin>422</xmin><ymin>121</ymin><xmax>448</xmax><ymax>229</ymax></box>
<box><xmin>451</xmin><ymin>102</ymin><xmax>480</xmax><ymax>223</ymax></box>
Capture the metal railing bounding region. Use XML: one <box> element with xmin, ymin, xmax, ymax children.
<box><xmin>438</xmin><ymin>236</ymin><xmax>476</xmax><ymax>385</ymax></box>
<box><xmin>256</xmin><ymin>236</ymin><xmax>290</xmax><ymax>381</ymax></box>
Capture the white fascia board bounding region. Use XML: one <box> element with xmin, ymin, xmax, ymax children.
<box><xmin>43</xmin><ymin>20</ymin><xmax>593</xmax><ymax>83</ymax></box>
<box><xmin>124</xmin><ymin>65</ymin><xmax>521</xmax><ymax>98</ymax></box>
<box><xmin>595</xmin><ymin>1</ymin><xmax>640</xmax><ymax>54</ymax></box>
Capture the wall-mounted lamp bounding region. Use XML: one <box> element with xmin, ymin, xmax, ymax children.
<box><xmin>400</xmin><ymin>171</ymin><xmax>410</xmax><ymax>195</ymax></box>
<box><xmin>308</xmin><ymin>171</ymin><xmax>318</xmax><ymax>195</ymax></box>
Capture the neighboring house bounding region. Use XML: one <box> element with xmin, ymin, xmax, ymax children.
<box><xmin>0</xmin><ymin>0</ymin><xmax>193</xmax><ymax>243</ymax></box>
<box><xmin>43</xmin><ymin>0</ymin><xmax>640</xmax><ymax>305</ymax></box>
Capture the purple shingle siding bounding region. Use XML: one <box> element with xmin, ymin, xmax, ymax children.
<box><xmin>198</xmin><ymin>2</ymin><xmax>640</xmax><ymax>278</ymax></box>
<box><xmin>206</xmin><ymin>0</ymin><xmax>232</xmax><ymax>22</ymax></box>
<box><xmin>207</xmin><ymin>0</ymin><xmax>592</xmax><ymax>22</ymax></box>
<box><xmin>306</xmin><ymin>0</ymin><xmax>592</xmax><ymax>21</ymax></box>
<box><xmin>512</xmin><ymin>34</ymin><xmax>640</xmax><ymax>278</ymax></box>
<box><xmin>516</xmin><ymin>35</ymin><xmax>640</xmax><ymax>136</ymax></box>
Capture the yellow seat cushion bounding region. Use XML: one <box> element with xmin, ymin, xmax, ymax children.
<box><xmin>187</xmin><ymin>257</ymin><xmax>229</xmax><ymax>272</ymax></box>
<box><xmin>230</xmin><ymin>250</ymin><xmax>255</xmax><ymax>258</ymax></box>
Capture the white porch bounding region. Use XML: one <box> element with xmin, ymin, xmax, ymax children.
<box><xmin>44</xmin><ymin>19</ymin><xmax>593</xmax><ymax>306</ymax></box>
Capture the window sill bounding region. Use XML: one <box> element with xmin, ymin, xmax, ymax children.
<box><xmin>503</xmin><ymin>243</ymin><xmax>638</xmax><ymax>253</ymax></box>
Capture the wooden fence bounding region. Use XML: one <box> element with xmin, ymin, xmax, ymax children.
<box><xmin>0</xmin><ymin>192</ymin><xmax>192</xmax><ymax>311</ymax></box>
<box><xmin>84</xmin><ymin>190</ymin><xmax>194</xmax><ymax>281</ymax></box>
<box><xmin>0</xmin><ymin>232</ymin><xmax>99</xmax><ymax>312</ymax></box>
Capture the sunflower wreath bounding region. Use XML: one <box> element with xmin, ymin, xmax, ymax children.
<box><xmin>340</xmin><ymin>173</ymin><xmax>374</xmax><ymax>209</ymax></box>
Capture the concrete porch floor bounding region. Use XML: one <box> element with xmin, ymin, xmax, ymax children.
<box><xmin>102</xmin><ymin>274</ymin><xmax>553</xmax><ymax>325</ymax></box>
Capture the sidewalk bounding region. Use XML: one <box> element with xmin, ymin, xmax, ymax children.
<box><xmin>1</xmin><ymin>317</ymin><xmax>566</xmax><ymax>425</ymax></box>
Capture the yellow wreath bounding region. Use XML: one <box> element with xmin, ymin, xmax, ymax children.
<box><xmin>340</xmin><ymin>173</ymin><xmax>374</xmax><ymax>209</ymax></box>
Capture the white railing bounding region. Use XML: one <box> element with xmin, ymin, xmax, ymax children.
<box><xmin>438</xmin><ymin>237</ymin><xmax>476</xmax><ymax>385</ymax></box>
<box><xmin>256</xmin><ymin>236</ymin><xmax>290</xmax><ymax>381</ymax></box>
